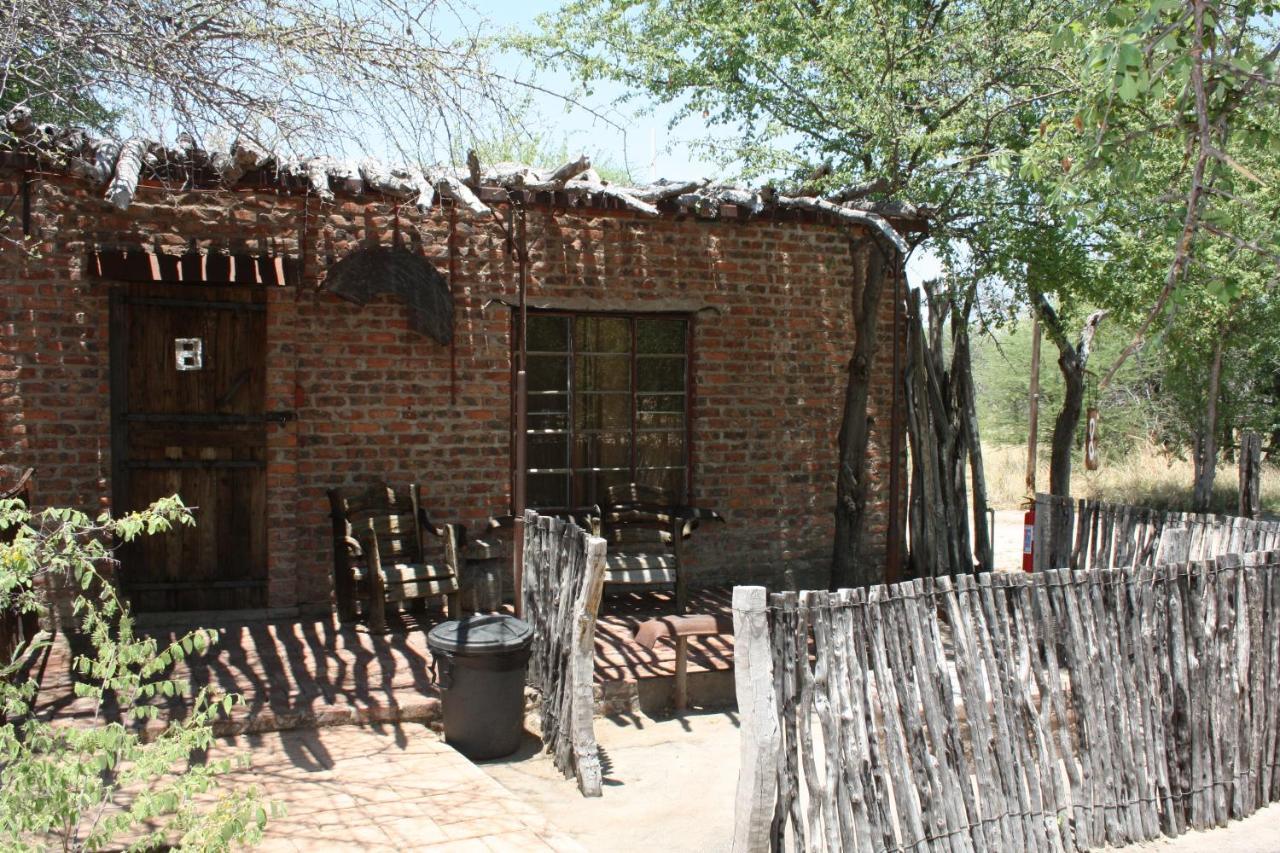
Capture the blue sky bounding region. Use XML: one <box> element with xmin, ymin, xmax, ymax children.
<box><xmin>474</xmin><ymin>1</ymin><xmax>724</xmax><ymax>181</ymax></box>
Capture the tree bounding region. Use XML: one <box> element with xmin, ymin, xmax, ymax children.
<box><xmin>1</xmin><ymin>0</ymin><xmax>513</xmax><ymax>161</ymax></box>
<box><xmin>525</xmin><ymin>0</ymin><xmax>1088</xmax><ymax>582</ymax></box>
<box><xmin>1035</xmin><ymin>0</ymin><xmax>1280</xmax><ymax>387</ymax></box>
<box><xmin>0</xmin><ymin>497</ymin><xmax>272</xmax><ymax>851</ymax></box>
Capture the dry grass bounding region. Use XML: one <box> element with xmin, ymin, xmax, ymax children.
<box><xmin>982</xmin><ymin>442</ymin><xmax>1280</xmax><ymax>516</ymax></box>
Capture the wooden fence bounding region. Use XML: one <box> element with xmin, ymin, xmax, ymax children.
<box><xmin>521</xmin><ymin>510</ymin><xmax>607</xmax><ymax>797</ymax></box>
<box><xmin>1033</xmin><ymin>492</ymin><xmax>1280</xmax><ymax>573</ymax></box>
<box><xmin>733</xmin><ymin>551</ymin><xmax>1280</xmax><ymax>851</ymax></box>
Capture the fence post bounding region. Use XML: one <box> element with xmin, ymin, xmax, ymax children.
<box><xmin>732</xmin><ymin>585</ymin><xmax>780</xmax><ymax>853</ymax></box>
<box><xmin>1240</xmin><ymin>432</ymin><xmax>1262</xmax><ymax>520</ymax></box>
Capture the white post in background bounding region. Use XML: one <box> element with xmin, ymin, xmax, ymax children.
<box><xmin>732</xmin><ymin>585</ymin><xmax>780</xmax><ymax>853</ymax></box>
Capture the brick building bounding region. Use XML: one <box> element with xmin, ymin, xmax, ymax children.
<box><xmin>0</xmin><ymin>140</ymin><xmax>915</xmax><ymax>616</ymax></box>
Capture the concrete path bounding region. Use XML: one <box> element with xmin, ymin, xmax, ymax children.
<box><xmin>213</xmin><ymin>724</ymin><xmax>583</xmax><ymax>851</ymax></box>
<box><xmin>482</xmin><ymin>710</ymin><xmax>741</xmax><ymax>853</ymax></box>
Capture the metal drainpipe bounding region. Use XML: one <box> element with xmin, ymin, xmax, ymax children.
<box><xmin>512</xmin><ymin>204</ymin><xmax>529</xmax><ymax>618</ymax></box>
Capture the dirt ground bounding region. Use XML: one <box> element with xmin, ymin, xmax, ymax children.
<box><xmin>1108</xmin><ymin>802</ymin><xmax>1280</xmax><ymax>852</ymax></box>
<box><xmin>478</xmin><ymin>694</ymin><xmax>1280</xmax><ymax>853</ymax></box>
<box><xmin>480</xmin><ymin>710</ymin><xmax>740</xmax><ymax>853</ymax></box>
<box><xmin>992</xmin><ymin>508</ymin><xmax>1030</xmax><ymax>572</ymax></box>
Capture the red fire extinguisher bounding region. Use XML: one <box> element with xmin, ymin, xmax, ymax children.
<box><xmin>1022</xmin><ymin>507</ymin><xmax>1035</xmax><ymax>573</ymax></box>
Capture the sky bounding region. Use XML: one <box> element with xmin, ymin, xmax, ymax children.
<box><xmin>469</xmin><ymin>0</ymin><xmax>943</xmax><ymax>283</ymax></box>
<box><xmin>471</xmin><ymin>1</ymin><xmax>723</xmax><ymax>181</ymax></box>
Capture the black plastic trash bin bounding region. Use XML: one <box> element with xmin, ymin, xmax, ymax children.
<box><xmin>426</xmin><ymin>614</ymin><xmax>533</xmax><ymax>760</ymax></box>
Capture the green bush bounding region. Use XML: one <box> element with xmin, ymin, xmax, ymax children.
<box><xmin>0</xmin><ymin>496</ymin><xmax>273</xmax><ymax>851</ymax></box>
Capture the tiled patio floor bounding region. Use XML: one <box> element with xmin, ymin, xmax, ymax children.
<box><xmin>593</xmin><ymin>587</ymin><xmax>734</xmax><ymax>683</ymax></box>
<box><xmin>27</xmin><ymin>588</ymin><xmax>735</xmax><ymax>732</ymax></box>
<box><xmin>206</xmin><ymin>725</ymin><xmax>584</xmax><ymax>851</ymax></box>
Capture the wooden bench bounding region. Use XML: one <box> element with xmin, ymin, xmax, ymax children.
<box><xmin>327</xmin><ymin>482</ymin><xmax>462</xmax><ymax>634</ymax></box>
<box><xmin>633</xmin><ymin>613</ymin><xmax>733</xmax><ymax>710</ymax></box>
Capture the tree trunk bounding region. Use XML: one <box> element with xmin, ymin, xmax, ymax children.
<box><xmin>1049</xmin><ymin>350</ymin><xmax>1085</xmax><ymax>498</ymax></box>
<box><xmin>1192</xmin><ymin>338</ymin><xmax>1224</xmax><ymax>512</ymax></box>
<box><xmin>1035</xmin><ymin>297</ymin><xmax>1106</xmax><ymax>500</ymax></box>
<box><xmin>952</xmin><ymin>315</ymin><xmax>992</xmax><ymax>571</ymax></box>
<box><xmin>831</xmin><ymin>244</ymin><xmax>892</xmax><ymax>589</ymax></box>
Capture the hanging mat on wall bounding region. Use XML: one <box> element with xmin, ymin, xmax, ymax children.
<box><xmin>321</xmin><ymin>246</ymin><xmax>453</xmax><ymax>344</ymax></box>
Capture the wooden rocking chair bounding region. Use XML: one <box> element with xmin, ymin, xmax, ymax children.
<box><xmin>592</xmin><ymin>483</ymin><xmax>724</xmax><ymax>614</ymax></box>
<box><xmin>327</xmin><ymin>482</ymin><xmax>462</xmax><ymax>633</ymax></box>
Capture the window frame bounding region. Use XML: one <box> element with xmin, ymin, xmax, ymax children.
<box><xmin>516</xmin><ymin>309</ymin><xmax>694</xmax><ymax>513</ymax></box>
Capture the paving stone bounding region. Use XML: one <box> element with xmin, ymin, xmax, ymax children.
<box><xmin>212</xmin><ymin>725</ymin><xmax>584</xmax><ymax>851</ymax></box>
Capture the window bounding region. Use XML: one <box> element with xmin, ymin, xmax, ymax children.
<box><xmin>523</xmin><ymin>313</ymin><xmax>690</xmax><ymax>511</ymax></box>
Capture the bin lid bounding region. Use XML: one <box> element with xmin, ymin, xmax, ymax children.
<box><xmin>426</xmin><ymin>614</ymin><xmax>534</xmax><ymax>655</ymax></box>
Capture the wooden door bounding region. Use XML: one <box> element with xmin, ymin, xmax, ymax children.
<box><xmin>111</xmin><ymin>283</ymin><xmax>268</xmax><ymax>611</ymax></box>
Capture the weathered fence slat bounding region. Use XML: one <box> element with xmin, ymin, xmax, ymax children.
<box><xmin>521</xmin><ymin>510</ymin><xmax>607</xmax><ymax>797</ymax></box>
<box><xmin>731</xmin><ymin>586</ymin><xmax>780</xmax><ymax>853</ymax></box>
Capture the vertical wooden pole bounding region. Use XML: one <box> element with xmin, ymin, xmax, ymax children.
<box><xmin>886</xmin><ymin>264</ymin><xmax>904</xmax><ymax>583</ymax></box>
<box><xmin>674</xmin><ymin>635</ymin><xmax>689</xmax><ymax>711</ymax></box>
<box><xmin>732</xmin><ymin>585</ymin><xmax>780</xmax><ymax>853</ymax></box>
<box><xmin>1026</xmin><ymin>314</ymin><xmax>1042</xmax><ymax>499</ymax></box>
<box><xmin>1240</xmin><ymin>431</ymin><xmax>1262</xmax><ymax>520</ymax></box>
<box><xmin>512</xmin><ymin>205</ymin><xmax>529</xmax><ymax>618</ymax></box>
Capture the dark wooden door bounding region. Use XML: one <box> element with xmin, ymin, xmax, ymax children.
<box><xmin>111</xmin><ymin>283</ymin><xmax>268</xmax><ymax>611</ymax></box>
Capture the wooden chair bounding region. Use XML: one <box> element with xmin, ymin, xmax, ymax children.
<box><xmin>327</xmin><ymin>482</ymin><xmax>462</xmax><ymax>634</ymax></box>
<box><xmin>591</xmin><ymin>483</ymin><xmax>724</xmax><ymax>614</ymax></box>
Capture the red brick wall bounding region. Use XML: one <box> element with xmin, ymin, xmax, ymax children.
<box><xmin>1</xmin><ymin>169</ymin><xmax>906</xmax><ymax>611</ymax></box>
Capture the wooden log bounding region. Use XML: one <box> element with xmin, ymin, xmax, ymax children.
<box><xmin>847</xmin><ymin>587</ymin><xmax>898</xmax><ymax>851</ymax></box>
<box><xmin>731</xmin><ymin>586</ymin><xmax>781</xmax><ymax>853</ymax></box>
<box><xmin>569</xmin><ymin>534</ymin><xmax>606</xmax><ymax>796</ymax></box>
<box><xmin>545</xmin><ymin>155</ymin><xmax>592</xmax><ymax>185</ymax></box>
<box><xmin>830</xmin><ymin>589</ymin><xmax>877</xmax><ymax>851</ymax></box>
<box><xmin>1265</xmin><ymin>553</ymin><xmax>1280</xmax><ymax>802</ymax></box>
<box><xmin>1144</xmin><ymin>564</ymin><xmax>1181</xmax><ymax>837</ymax></box>
<box><xmin>973</xmin><ymin>572</ymin><xmax>1043</xmax><ymax>851</ymax></box>
<box><xmin>775</xmin><ymin>194</ymin><xmax>909</xmax><ymax>253</ymax></box>
<box><xmin>1029</xmin><ymin>570</ymin><xmax>1088</xmax><ymax>851</ymax></box>
<box><xmin>987</xmin><ymin>574</ymin><xmax>1063</xmax><ymax>852</ymax></box>
<box><xmin>1034</xmin><ymin>494</ymin><xmax>1051</xmax><ymax>572</ymax></box>
<box><xmin>438</xmin><ymin>171</ymin><xmax>489</xmax><ymax>216</ymax></box>
<box><xmin>878</xmin><ymin>584</ymin><xmax>946</xmax><ymax>852</ymax></box>
<box><xmin>1214</xmin><ymin>553</ymin><xmax>1243</xmax><ymax>821</ymax></box>
<box><xmin>717</xmin><ymin>187</ymin><xmax>766</xmax><ymax>215</ymax></box>
<box><xmin>1185</xmin><ymin>560</ymin><xmax>1214</xmax><ymax>828</ymax></box>
<box><xmin>1090</xmin><ymin>569</ymin><xmax>1142</xmax><ymax>842</ymax></box>
<box><xmin>772</xmin><ymin>591</ymin><xmax>805</xmax><ymax>850</ymax></box>
<box><xmin>580</xmin><ymin>181</ymin><xmax>661</xmax><ymax>216</ymax></box>
<box><xmin>105</xmin><ymin>138</ymin><xmax>148</xmax><ymax>210</ymax></box>
<box><xmin>807</xmin><ymin>591</ymin><xmax>854</xmax><ymax>851</ymax></box>
<box><xmin>1115</xmin><ymin>568</ymin><xmax>1161</xmax><ymax>839</ymax></box>
<box><xmin>946</xmin><ymin>574</ymin><xmax>1017</xmax><ymax>850</ymax></box>
<box><xmin>299</xmin><ymin>157</ymin><xmax>335</xmax><ymax>202</ymax></box>
<box><xmin>864</xmin><ymin>584</ymin><xmax>929</xmax><ymax>851</ymax></box>
<box><xmin>358</xmin><ymin>157</ymin><xmax>420</xmax><ymax>199</ymax></box>
<box><xmin>1054</xmin><ymin>568</ymin><xmax>1109</xmax><ymax>847</ymax></box>
<box><xmin>1166</xmin><ymin>559</ymin><xmax>1194</xmax><ymax>832</ymax></box>
<box><xmin>793</xmin><ymin>593</ymin><xmax>826</xmax><ymax>848</ymax></box>
<box><xmin>212</xmin><ymin>138</ymin><xmax>270</xmax><ymax>187</ymax></box>
<box><xmin>901</xmin><ymin>578</ymin><xmax>977</xmax><ymax>853</ymax></box>
<box><xmin>1243</xmin><ymin>553</ymin><xmax>1264</xmax><ymax>815</ymax></box>
<box><xmin>632</xmin><ymin>178</ymin><xmax>708</xmax><ymax>203</ymax></box>
<box><xmin>1131</xmin><ymin>566</ymin><xmax>1174</xmax><ymax>837</ymax></box>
